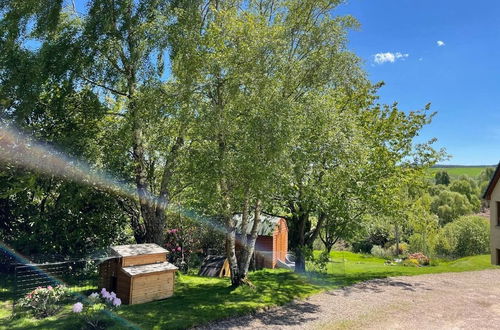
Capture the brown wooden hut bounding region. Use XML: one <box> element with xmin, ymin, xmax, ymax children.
<box><xmin>99</xmin><ymin>243</ymin><xmax>177</xmax><ymax>305</ymax></box>
<box><xmin>233</xmin><ymin>214</ymin><xmax>289</xmax><ymax>269</ymax></box>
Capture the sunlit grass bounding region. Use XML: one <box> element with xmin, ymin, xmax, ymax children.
<box><xmin>1</xmin><ymin>253</ymin><xmax>497</xmax><ymax>329</ymax></box>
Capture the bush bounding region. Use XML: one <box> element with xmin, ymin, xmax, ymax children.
<box><xmin>72</xmin><ymin>288</ymin><xmax>122</xmax><ymax>329</ymax></box>
<box><xmin>435</xmin><ymin>215</ymin><xmax>489</xmax><ymax>258</ymax></box>
<box><xmin>351</xmin><ymin>240</ymin><xmax>373</xmax><ymax>254</ymax></box>
<box><xmin>388</xmin><ymin>242</ymin><xmax>409</xmax><ymax>256</ymax></box>
<box><xmin>18</xmin><ymin>285</ymin><xmax>68</xmax><ymax>318</ymax></box>
<box><xmin>370</xmin><ymin>245</ymin><xmax>391</xmax><ymax>259</ymax></box>
<box><xmin>407</xmin><ymin>252</ymin><xmax>429</xmax><ymax>266</ymax></box>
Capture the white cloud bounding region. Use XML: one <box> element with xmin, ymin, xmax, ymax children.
<box><xmin>437</xmin><ymin>40</ymin><xmax>445</xmax><ymax>47</ymax></box>
<box><xmin>373</xmin><ymin>52</ymin><xmax>409</xmax><ymax>64</ymax></box>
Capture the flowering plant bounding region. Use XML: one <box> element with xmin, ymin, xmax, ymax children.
<box><xmin>18</xmin><ymin>285</ymin><xmax>68</xmax><ymax>318</ymax></box>
<box><xmin>72</xmin><ymin>288</ymin><xmax>121</xmax><ymax>329</ymax></box>
<box><xmin>407</xmin><ymin>252</ymin><xmax>430</xmax><ymax>265</ymax></box>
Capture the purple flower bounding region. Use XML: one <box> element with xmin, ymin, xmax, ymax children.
<box><xmin>110</xmin><ymin>292</ymin><xmax>117</xmax><ymax>299</ymax></box>
<box><xmin>100</xmin><ymin>288</ymin><xmax>108</xmax><ymax>295</ymax></box>
<box><xmin>112</xmin><ymin>298</ymin><xmax>122</xmax><ymax>307</ymax></box>
<box><xmin>72</xmin><ymin>302</ymin><xmax>83</xmax><ymax>313</ymax></box>
<box><xmin>89</xmin><ymin>292</ymin><xmax>99</xmax><ymax>299</ymax></box>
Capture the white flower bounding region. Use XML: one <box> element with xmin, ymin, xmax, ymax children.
<box><xmin>89</xmin><ymin>292</ymin><xmax>99</xmax><ymax>299</ymax></box>
<box><xmin>72</xmin><ymin>302</ymin><xmax>83</xmax><ymax>313</ymax></box>
<box><xmin>112</xmin><ymin>298</ymin><xmax>122</xmax><ymax>307</ymax></box>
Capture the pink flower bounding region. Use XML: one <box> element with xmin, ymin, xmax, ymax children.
<box><xmin>72</xmin><ymin>302</ymin><xmax>83</xmax><ymax>313</ymax></box>
<box><xmin>47</xmin><ymin>286</ymin><xmax>53</xmax><ymax>290</ymax></box>
<box><xmin>176</xmin><ymin>247</ymin><xmax>182</xmax><ymax>252</ymax></box>
<box><xmin>112</xmin><ymin>298</ymin><xmax>122</xmax><ymax>307</ymax></box>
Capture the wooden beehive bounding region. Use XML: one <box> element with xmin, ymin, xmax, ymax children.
<box><xmin>99</xmin><ymin>243</ymin><xmax>178</xmax><ymax>305</ymax></box>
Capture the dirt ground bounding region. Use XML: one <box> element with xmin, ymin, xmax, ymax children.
<box><xmin>197</xmin><ymin>269</ymin><xmax>500</xmax><ymax>330</ymax></box>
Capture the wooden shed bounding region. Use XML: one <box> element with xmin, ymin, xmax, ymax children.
<box><xmin>198</xmin><ymin>255</ymin><xmax>231</xmax><ymax>277</ymax></box>
<box><xmin>233</xmin><ymin>214</ymin><xmax>289</xmax><ymax>269</ymax></box>
<box><xmin>99</xmin><ymin>243</ymin><xmax>177</xmax><ymax>305</ymax></box>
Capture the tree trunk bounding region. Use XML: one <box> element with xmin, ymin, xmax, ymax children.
<box><xmin>237</xmin><ymin>194</ymin><xmax>250</xmax><ymax>273</ymax></box>
<box><xmin>294</xmin><ymin>210</ymin><xmax>308</xmax><ymax>273</ymax></box>
<box><xmin>241</xmin><ymin>199</ymin><xmax>262</xmax><ymax>279</ymax></box>
<box><xmin>222</xmin><ymin>192</ymin><xmax>240</xmax><ymax>287</ymax></box>
<box><xmin>394</xmin><ymin>222</ymin><xmax>400</xmax><ymax>256</ymax></box>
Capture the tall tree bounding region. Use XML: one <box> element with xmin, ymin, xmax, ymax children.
<box><xmin>0</xmin><ymin>0</ymin><xmax>186</xmax><ymax>244</ymax></box>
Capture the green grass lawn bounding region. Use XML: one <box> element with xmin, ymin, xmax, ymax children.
<box><xmin>1</xmin><ymin>253</ymin><xmax>498</xmax><ymax>329</ymax></box>
<box><xmin>427</xmin><ymin>166</ymin><xmax>494</xmax><ymax>178</ymax></box>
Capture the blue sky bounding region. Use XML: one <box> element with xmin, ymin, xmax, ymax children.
<box><xmin>335</xmin><ymin>0</ymin><xmax>500</xmax><ymax>165</ymax></box>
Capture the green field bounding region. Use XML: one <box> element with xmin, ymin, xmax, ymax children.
<box><xmin>1</xmin><ymin>252</ymin><xmax>498</xmax><ymax>329</ymax></box>
<box><xmin>427</xmin><ymin>166</ymin><xmax>494</xmax><ymax>178</ymax></box>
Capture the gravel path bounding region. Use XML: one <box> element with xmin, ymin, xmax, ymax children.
<box><xmin>197</xmin><ymin>269</ymin><xmax>500</xmax><ymax>330</ymax></box>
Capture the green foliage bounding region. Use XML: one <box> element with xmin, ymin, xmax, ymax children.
<box><xmin>388</xmin><ymin>242</ymin><xmax>409</xmax><ymax>256</ymax></box>
<box><xmin>434</xmin><ymin>171</ymin><xmax>450</xmax><ymax>185</ymax></box>
<box><xmin>407</xmin><ymin>194</ymin><xmax>439</xmax><ymax>256</ymax></box>
<box><xmin>370</xmin><ymin>245</ymin><xmax>391</xmax><ymax>259</ymax></box>
<box><xmin>431</xmin><ymin>190</ymin><xmax>476</xmax><ymax>225</ymax></box>
<box><xmin>435</xmin><ymin>216</ymin><xmax>490</xmax><ymax>257</ymax></box>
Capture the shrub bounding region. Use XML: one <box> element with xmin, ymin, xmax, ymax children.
<box><xmin>18</xmin><ymin>285</ymin><xmax>68</xmax><ymax>318</ymax></box>
<box><xmin>435</xmin><ymin>215</ymin><xmax>489</xmax><ymax>257</ymax></box>
<box><xmin>370</xmin><ymin>245</ymin><xmax>391</xmax><ymax>259</ymax></box>
<box><xmin>72</xmin><ymin>288</ymin><xmax>121</xmax><ymax>329</ymax></box>
<box><xmin>388</xmin><ymin>242</ymin><xmax>409</xmax><ymax>256</ymax></box>
<box><xmin>407</xmin><ymin>252</ymin><xmax>429</xmax><ymax>266</ymax></box>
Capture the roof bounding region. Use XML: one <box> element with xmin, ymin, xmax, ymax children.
<box><xmin>483</xmin><ymin>162</ymin><xmax>500</xmax><ymax>200</ymax></box>
<box><xmin>121</xmin><ymin>261</ymin><xmax>177</xmax><ymax>276</ymax></box>
<box><xmin>110</xmin><ymin>243</ymin><xmax>167</xmax><ymax>257</ymax></box>
<box><xmin>198</xmin><ymin>256</ymin><xmax>226</xmax><ymax>277</ymax></box>
<box><xmin>233</xmin><ymin>213</ymin><xmax>284</xmax><ymax>236</ymax></box>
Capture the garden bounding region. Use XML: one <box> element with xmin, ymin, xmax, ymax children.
<box><xmin>0</xmin><ymin>1</ymin><xmax>499</xmax><ymax>329</ymax></box>
<box><xmin>1</xmin><ymin>251</ymin><xmax>496</xmax><ymax>330</ymax></box>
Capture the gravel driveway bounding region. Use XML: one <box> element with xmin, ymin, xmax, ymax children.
<box><xmin>197</xmin><ymin>269</ymin><xmax>500</xmax><ymax>330</ymax></box>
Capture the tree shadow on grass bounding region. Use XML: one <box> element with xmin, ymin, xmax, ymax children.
<box><xmin>118</xmin><ymin>270</ymin><xmax>322</xmax><ymax>329</ymax></box>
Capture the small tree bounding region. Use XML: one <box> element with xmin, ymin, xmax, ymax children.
<box><xmin>435</xmin><ymin>171</ymin><xmax>450</xmax><ymax>185</ymax></box>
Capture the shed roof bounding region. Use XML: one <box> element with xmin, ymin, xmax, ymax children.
<box><xmin>198</xmin><ymin>256</ymin><xmax>226</xmax><ymax>277</ymax></box>
<box><xmin>122</xmin><ymin>261</ymin><xmax>177</xmax><ymax>276</ymax></box>
<box><xmin>483</xmin><ymin>162</ymin><xmax>500</xmax><ymax>200</ymax></box>
<box><xmin>110</xmin><ymin>243</ymin><xmax>167</xmax><ymax>257</ymax></box>
<box><xmin>233</xmin><ymin>214</ymin><xmax>284</xmax><ymax>236</ymax></box>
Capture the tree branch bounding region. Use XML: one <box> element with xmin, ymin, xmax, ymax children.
<box><xmin>80</xmin><ymin>75</ymin><xmax>129</xmax><ymax>97</ymax></box>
